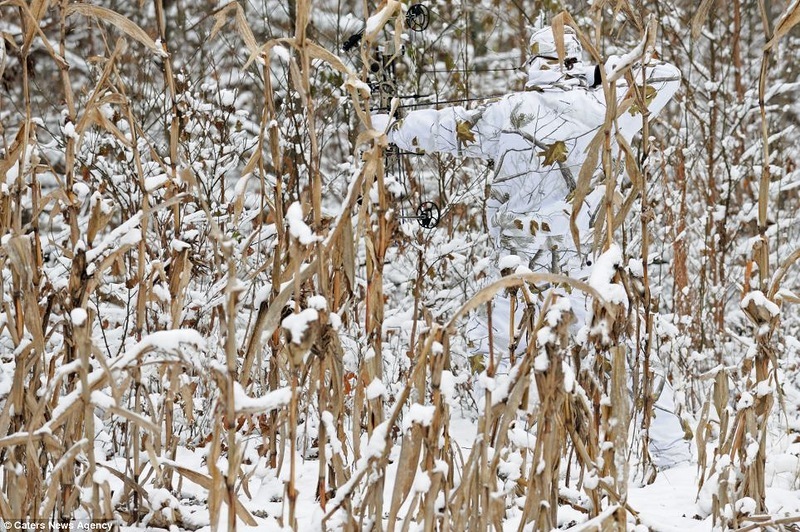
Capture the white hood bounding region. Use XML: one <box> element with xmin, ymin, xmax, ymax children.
<box><xmin>526</xmin><ymin>26</ymin><xmax>588</xmax><ymax>87</ymax></box>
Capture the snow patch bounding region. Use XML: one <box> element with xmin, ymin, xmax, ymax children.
<box><xmin>281</xmin><ymin>308</ymin><xmax>319</xmax><ymax>344</ymax></box>
<box><xmin>741</xmin><ymin>290</ymin><xmax>780</xmax><ymax>317</ymax></box>
<box><xmin>404</xmin><ymin>403</ymin><xmax>435</xmax><ymax>430</ymax></box>
<box><xmin>233</xmin><ymin>382</ymin><xmax>291</xmax><ymax>414</ymax></box>
<box><xmin>286</xmin><ymin>202</ymin><xmax>319</xmax><ymax>244</ymax></box>
<box><xmin>307</xmin><ymin>295</ymin><xmax>328</xmax><ymax>310</ymax></box>
<box><xmin>366</xmin><ymin>378</ymin><xmax>388</xmax><ymax>400</ymax></box>
<box><xmin>588</xmin><ymin>244</ymin><xmax>627</xmax><ymax>305</ymax></box>
<box><xmin>498</xmin><ymin>255</ymin><xmax>521</xmax><ymax>271</ymax></box>
<box><xmin>71</xmin><ymin>308</ymin><xmax>88</xmax><ymax>327</ymax></box>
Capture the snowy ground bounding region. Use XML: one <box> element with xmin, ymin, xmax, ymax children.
<box><xmin>96</xmin><ymin>413</ymin><xmax>800</xmax><ymax>531</ymax></box>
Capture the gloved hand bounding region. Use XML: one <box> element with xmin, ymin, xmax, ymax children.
<box><xmin>371</xmin><ymin>113</ymin><xmax>391</xmax><ymax>132</ymax></box>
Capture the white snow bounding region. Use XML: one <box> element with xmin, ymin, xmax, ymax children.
<box><xmin>219</xmin><ymin>89</ymin><xmax>236</xmax><ymax>107</ymax></box>
<box><xmin>286</xmin><ymin>202</ymin><xmax>318</xmax><ymax>245</ymax></box>
<box><xmin>70</xmin><ymin>308</ymin><xmax>88</xmax><ymax>326</ymax></box>
<box><xmin>328</xmin><ymin>311</ymin><xmax>342</xmax><ymax>330</ymax></box>
<box><xmin>72</xmin><ymin>181</ymin><xmax>90</xmax><ymax>203</ymax></box>
<box><xmin>628</xmin><ymin>258</ymin><xmax>644</xmax><ymax>277</ymax></box>
<box><xmin>741</xmin><ymin>290</ymin><xmax>780</xmax><ymax>317</ymax></box>
<box><xmin>404</xmin><ymin>403</ymin><xmax>435</xmax><ymax>430</ymax></box>
<box><xmin>365</xmin><ymin>0</ymin><xmax>398</xmax><ymax>35</ymax></box>
<box><xmin>307</xmin><ymin>295</ymin><xmax>328</xmax><ymax>310</ymax></box>
<box><xmin>4</xmin><ymin>14</ymin><xmax>799</xmax><ymax>532</ymax></box>
<box><xmin>776</xmin><ymin>288</ymin><xmax>800</xmax><ymax>302</ymax></box>
<box><xmin>281</xmin><ymin>308</ymin><xmax>319</xmax><ymax>344</ymax></box>
<box><xmin>63</xmin><ymin>121</ymin><xmax>79</xmax><ymax>140</ymax></box>
<box><xmin>737</xmin><ymin>392</ymin><xmax>754</xmax><ymax>409</ymax></box>
<box><xmin>5</xmin><ymin>143</ymin><xmax>37</xmax><ymax>185</ymax></box>
<box><xmin>233</xmin><ymin>382</ymin><xmax>292</xmax><ymax>414</ymax></box>
<box><xmin>583</xmin><ymin>471</ymin><xmax>599</xmax><ymax>489</ymax></box>
<box><xmin>562</xmin><ymin>361</ymin><xmax>575</xmax><ymax>393</ymax></box>
<box><xmin>366</xmin><ymin>378</ymin><xmax>388</xmax><ymax>400</ymax></box>
<box><xmin>535</xmin><ymin>297</ymin><xmax>572</xmax><ymax>349</ymax></box>
<box><xmin>372</xmin><ymin>113</ymin><xmax>390</xmax><ymax>131</ymax></box>
<box><xmin>170</xmin><ymin>239</ymin><xmax>191</xmax><ymax>252</ymax></box>
<box><xmin>498</xmin><ymin>255</ymin><xmax>521</xmax><ymax>271</ymax></box>
<box><xmin>412</xmin><ymin>470</ymin><xmax>431</xmax><ymax>493</ymax></box>
<box><xmin>589</xmin><ymin>244</ymin><xmax>628</xmax><ymax>305</ymax></box>
<box><xmin>90</xmin><ymin>390</ymin><xmax>115</xmax><ymax>410</ymax></box>
<box><xmin>92</xmin><ymin>467</ymin><xmax>114</xmax><ymax>486</ymax></box>
<box><xmin>473</xmin><ymin>256</ymin><xmax>492</xmax><ymax>276</ymax></box>
<box><xmin>756</xmin><ymin>380</ymin><xmax>773</xmax><ymax>397</ymax></box>
<box><xmin>121</xmin><ymin>329</ymin><xmax>207</xmax><ymax>365</ymax></box>
<box><xmin>144</xmin><ymin>173</ymin><xmax>169</xmax><ymax>192</ymax></box>
<box><xmin>321</xmin><ymin>411</ymin><xmax>344</xmax><ymax>454</ymax></box>
<box><xmin>148</xmin><ymin>487</ymin><xmax>180</xmax><ymax>512</ymax></box>
<box><xmin>735</xmin><ymin>497</ymin><xmax>756</xmax><ymax>516</ymax></box>
<box><xmin>533</xmin><ymin>352</ymin><xmax>549</xmax><ymax>371</ymax></box>
<box><xmin>365</xmin><ymin>420</ymin><xmax>390</xmax><ymax>458</ymax></box>
<box><xmin>86</xmin><ymin>211</ymin><xmax>144</xmax><ymax>262</ymax></box>
<box><xmin>545</xmin><ymin>296</ymin><xmax>572</xmax><ymax>327</ymax></box>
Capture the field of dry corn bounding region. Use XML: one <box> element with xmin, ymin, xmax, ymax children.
<box><xmin>1</xmin><ymin>0</ymin><xmax>800</xmax><ymax>530</ymax></box>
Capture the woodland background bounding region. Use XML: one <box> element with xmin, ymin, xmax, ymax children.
<box><xmin>1</xmin><ymin>0</ymin><xmax>800</xmax><ymax>530</ymax></box>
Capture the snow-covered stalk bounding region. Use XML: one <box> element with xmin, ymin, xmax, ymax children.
<box><xmin>520</xmin><ymin>293</ymin><xmax>569</xmax><ymax>530</ymax></box>
<box><xmin>733</xmin><ymin>0</ymin><xmax>782</xmax><ymax>513</ymax></box>
<box><xmin>74</xmin><ymin>306</ymin><xmax>100</xmax><ymax>517</ymax></box>
<box><xmin>224</xmin><ymin>258</ymin><xmax>240</xmax><ymax>531</ymax></box>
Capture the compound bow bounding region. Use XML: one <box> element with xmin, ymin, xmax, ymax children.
<box><xmin>343</xmin><ymin>3</ymin><xmax>442</xmax><ymax>229</ymax></box>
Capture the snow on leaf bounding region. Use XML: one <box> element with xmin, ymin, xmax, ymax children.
<box><xmin>498</xmin><ymin>255</ymin><xmax>521</xmax><ymax>270</ymax></box>
<box><xmin>403</xmin><ymin>403</ymin><xmax>435</xmax><ymax>431</ymax></box>
<box><xmin>233</xmin><ymin>382</ymin><xmax>291</xmax><ymax>414</ymax></box>
<box><xmin>412</xmin><ymin>470</ymin><xmax>431</xmax><ymax>493</ymax></box>
<box><xmin>70</xmin><ymin>308</ymin><xmax>88</xmax><ymax>327</ymax></box>
<box><xmin>736</xmin><ymin>497</ymin><xmax>757</xmax><ymax>516</ymax></box>
<box><xmin>307</xmin><ymin>295</ymin><xmax>328</xmax><ymax>310</ymax></box>
<box><xmin>588</xmin><ymin>244</ymin><xmax>627</xmax><ymax>306</ymax></box>
<box><xmin>364</xmin><ymin>0</ymin><xmax>399</xmax><ymax>37</ymax></box>
<box><xmin>737</xmin><ymin>392</ymin><xmax>754</xmax><ymax>410</ymax></box>
<box><xmin>741</xmin><ymin>290</ymin><xmax>780</xmax><ymax>318</ymax></box>
<box><xmin>281</xmin><ymin>308</ymin><xmax>319</xmax><ymax>344</ymax></box>
<box><xmin>286</xmin><ymin>202</ymin><xmax>318</xmax><ymax>245</ymax></box>
<box><xmin>366</xmin><ymin>378</ymin><xmax>388</xmax><ymax>400</ymax></box>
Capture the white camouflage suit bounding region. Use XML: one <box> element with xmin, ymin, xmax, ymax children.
<box><xmin>382</xmin><ymin>26</ymin><xmax>690</xmax><ymax>468</ymax></box>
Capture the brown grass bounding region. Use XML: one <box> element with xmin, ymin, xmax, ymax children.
<box><xmin>0</xmin><ymin>0</ymin><xmax>799</xmax><ymax>530</ymax></box>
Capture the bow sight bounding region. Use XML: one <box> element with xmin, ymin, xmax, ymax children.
<box><xmin>342</xmin><ymin>4</ymin><xmax>431</xmax><ymax>112</ymax></box>
<box><xmin>341</xmin><ymin>4</ymin><xmax>430</xmax><ymax>52</ymax></box>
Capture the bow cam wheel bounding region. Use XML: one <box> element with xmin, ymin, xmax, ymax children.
<box><xmin>417</xmin><ymin>201</ymin><xmax>440</xmax><ymax>229</ymax></box>
<box><xmin>406</xmin><ymin>4</ymin><xmax>430</xmax><ymax>32</ymax></box>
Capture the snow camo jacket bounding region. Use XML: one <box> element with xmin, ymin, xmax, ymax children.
<box><xmin>385</xmin><ymin>58</ymin><xmax>680</xmax><ymax>272</ymax></box>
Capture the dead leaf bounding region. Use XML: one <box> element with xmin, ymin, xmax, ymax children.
<box><xmin>456</xmin><ymin>120</ymin><xmax>476</xmax><ymax>145</ymax></box>
<box><xmin>690</xmin><ymin>0</ymin><xmax>717</xmax><ymax>40</ymax></box>
<box><xmin>539</xmin><ymin>140</ymin><xmax>568</xmax><ymax>166</ymax></box>
<box><xmin>66</xmin><ymin>5</ymin><xmax>165</xmax><ymax>57</ymax></box>
<box><xmin>766</xmin><ymin>0</ymin><xmax>800</xmax><ymax>50</ymax></box>
<box><xmin>628</xmin><ymin>85</ymin><xmax>658</xmax><ymax>116</ymax></box>
<box><xmin>469</xmin><ymin>353</ymin><xmax>486</xmax><ymax>374</ymax></box>
<box><xmin>551</xmin><ymin>13</ymin><xmax>566</xmax><ymax>67</ymax></box>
